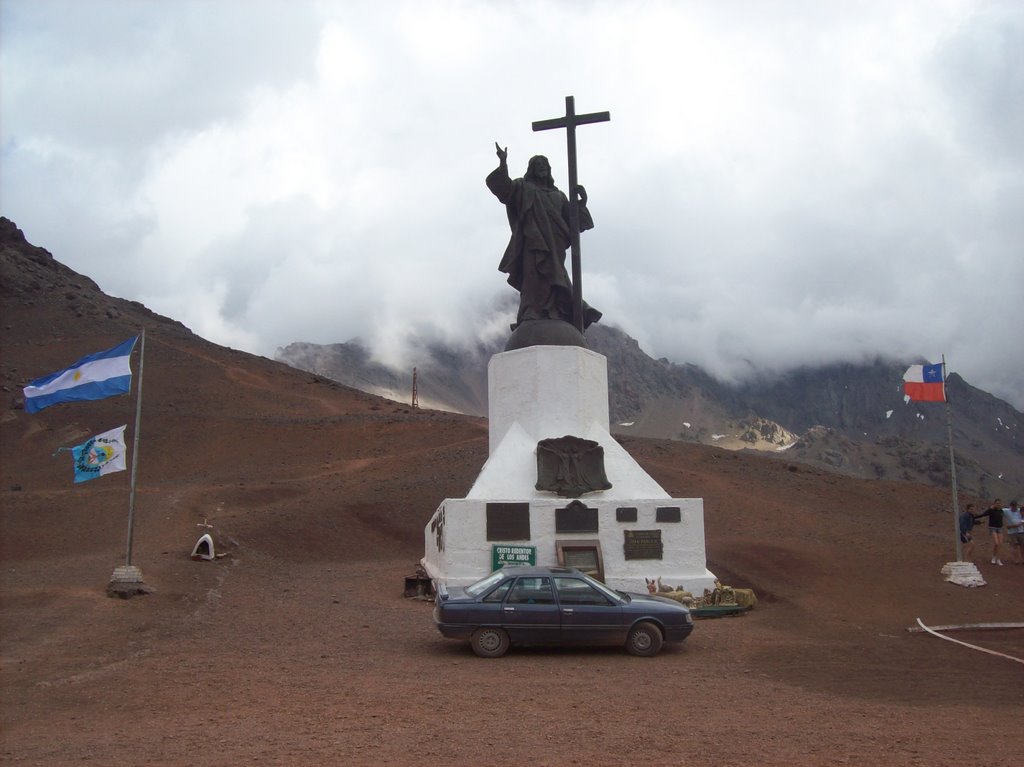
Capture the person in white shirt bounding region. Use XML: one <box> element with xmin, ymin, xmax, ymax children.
<box><xmin>1003</xmin><ymin>500</ymin><xmax>1023</xmax><ymax>565</ymax></box>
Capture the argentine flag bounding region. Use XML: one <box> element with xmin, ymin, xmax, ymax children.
<box><xmin>23</xmin><ymin>337</ymin><xmax>138</xmax><ymax>414</ymax></box>
<box><xmin>71</xmin><ymin>425</ymin><xmax>127</xmax><ymax>483</ymax></box>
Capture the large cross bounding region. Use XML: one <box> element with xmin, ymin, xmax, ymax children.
<box><xmin>533</xmin><ymin>96</ymin><xmax>610</xmax><ymax>333</ymax></box>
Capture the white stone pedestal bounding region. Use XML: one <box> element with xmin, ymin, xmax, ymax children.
<box><xmin>422</xmin><ymin>345</ymin><xmax>716</xmax><ymax>593</ymax></box>
<box><xmin>941</xmin><ymin>561</ymin><xmax>986</xmax><ymax>587</ymax></box>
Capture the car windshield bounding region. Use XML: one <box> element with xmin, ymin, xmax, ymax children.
<box><xmin>576</xmin><ymin>572</ymin><xmax>627</xmax><ymax>604</ymax></box>
<box><xmin>465</xmin><ymin>570</ymin><xmax>508</xmax><ymax>597</ymax></box>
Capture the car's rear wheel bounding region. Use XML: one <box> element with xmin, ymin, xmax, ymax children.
<box><xmin>626</xmin><ymin>621</ymin><xmax>663</xmax><ymax>656</ymax></box>
<box><xmin>470</xmin><ymin>627</ymin><xmax>510</xmax><ymax>658</ymax></box>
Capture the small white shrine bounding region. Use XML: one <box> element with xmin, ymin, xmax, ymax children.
<box><xmin>422</xmin><ymin>343</ymin><xmax>716</xmax><ymax>593</ymax></box>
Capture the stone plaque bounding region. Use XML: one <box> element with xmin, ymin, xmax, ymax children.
<box><xmin>536</xmin><ymin>435</ymin><xmax>613</xmax><ymax>497</ymax></box>
<box><xmin>623</xmin><ymin>529</ymin><xmax>663</xmax><ymax>560</ymax></box>
<box><xmin>616</xmin><ymin>507</ymin><xmax>638</xmax><ymax>522</ymax></box>
<box><xmin>564</xmin><ymin>547</ymin><xmax>599</xmax><ymax>572</ymax></box>
<box><xmin>486</xmin><ymin>503</ymin><xmax>531</xmax><ymax>541</ymax></box>
<box><xmin>555</xmin><ymin>500</ymin><xmax>598</xmax><ymax>533</ymax></box>
<box><xmin>656</xmin><ymin>506</ymin><xmax>681</xmax><ymax>523</ymax></box>
<box><xmin>555</xmin><ymin>538</ymin><xmax>605</xmax><ymax>581</ymax></box>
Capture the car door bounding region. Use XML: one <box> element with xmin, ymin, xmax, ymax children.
<box><xmin>469</xmin><ymin>578</ymin><xmax>513</xmax><ymax>625</ymax></box>
<box><xmin>553</xmin><ymin>576</ymin><xmax>625</xmax><ymax>645</ymax></box>
<box><xmin>500</xmin><ymin>576</ymin><xmax>561</xmax><ymax>643</ymax></box>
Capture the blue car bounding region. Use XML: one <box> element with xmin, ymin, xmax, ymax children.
<box><xmin>433</xmin><ymin>566</ymin><xmax>693</xmax><ymax>657</ymax></box>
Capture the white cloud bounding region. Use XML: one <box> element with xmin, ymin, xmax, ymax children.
<box><xmin>2</xmin><ymin>0</ymin><xmax>1022</xmax><ymax>409</ymax></box>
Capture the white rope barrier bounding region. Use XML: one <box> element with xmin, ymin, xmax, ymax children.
<box><xmin>915</xmin><ymin>618</ymin><xmax>1024</xmax><ymax>666</ymax></box>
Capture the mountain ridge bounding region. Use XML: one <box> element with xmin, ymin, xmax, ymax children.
<box><xmin>276</xmin><ymin>322</ymin><xmax>1023</xmax><ymax>498</ymax></box>
<box><xmin>2</xmin><ymin>211</ymin><xmax>1018</xmax><ymax>498</ymax></box>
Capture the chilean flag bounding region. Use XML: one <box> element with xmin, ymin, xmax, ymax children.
<box><xmin>903</xmin><ymin>363</ymin><xmax>945</xmax><ymax>402</ymax></box>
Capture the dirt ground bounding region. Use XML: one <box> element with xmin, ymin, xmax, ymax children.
<box><xmin>1</xmin><ymin>252</ymin><xmax>1022</xmax><ymax>765</ymax></box>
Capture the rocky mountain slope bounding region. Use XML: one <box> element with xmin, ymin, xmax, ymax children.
<box><xmin>277</xmin><ymin>323</ymin><xmax>1023</xmax><ymax>498</ymax></box>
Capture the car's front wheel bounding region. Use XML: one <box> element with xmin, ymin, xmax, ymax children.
<box><xmin>626</xmin><ymin>621</ymin><xmax>663</xmax><ymax>656</ymax></box>
<box><xmin>470</xmin><ymin>627</ymin><xmax>510</xmax><ymax>658</ymax></box>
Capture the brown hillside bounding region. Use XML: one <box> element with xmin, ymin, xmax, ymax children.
<box><xmin>1</xmin><ymin>219</ymin><xmax>1021</xmax><ymax>766</ymax></box>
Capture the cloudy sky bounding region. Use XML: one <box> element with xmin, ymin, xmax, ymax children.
<box><xmin>2</xmin><ymin>0</ymin><xmax>1022</xmax><ymax>408</ymax></box>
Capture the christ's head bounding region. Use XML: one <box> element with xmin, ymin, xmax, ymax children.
<box><xmin>525</xmin><ymin>155</ymin><xmax>554</xmax><ymax>188</ymax></box>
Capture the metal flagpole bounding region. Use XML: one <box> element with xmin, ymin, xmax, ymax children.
<box><xmin>125</xmin><ymin>330</ymin><xmax>145</xmax><ymax>566</ymax></box>
<box><xmin>942</xmin><ymin>354</ymin><xmax>962</xmax><ymax>561</ymax></box>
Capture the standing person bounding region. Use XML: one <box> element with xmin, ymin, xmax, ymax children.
<box><xmin>958</xmin><ymin>503</ymin><xmax>977</xmax><ymax>562</ymax></box>
<box><xmin>1003</xmin><ymin>500</ymin><xmax>1023</xmax><ymax>565</ymax></box>
<box><xmin>973</xmin><ymin>499</ymin><xmax>1005</xmax><ymax>566</ymax></box>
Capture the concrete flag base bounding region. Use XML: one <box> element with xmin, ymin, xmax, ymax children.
<box><xmin>106</xmin><ymin>564</ymin><xmax>154</xmax><ymax>599</ymax></box>
<box><xmin>941</xmin><ymin>561</ymin><xmax>986</xmax><ymax>588</ymax></box>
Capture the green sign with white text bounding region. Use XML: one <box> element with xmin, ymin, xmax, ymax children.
<box><xmin>491</xmin><ymin>544</ymin><xmax>536</xmax><ymax>570</ymax></box>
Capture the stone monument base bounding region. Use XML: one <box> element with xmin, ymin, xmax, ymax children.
<box><xmin>423</xmin><ymin>497</ymin><xmax>715</xmax><ymax>594</ymax></box>
<box><xmin>422</xmin><ymin>344</ymin><xmax>716</xmax><ymax>594</ymax></box>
